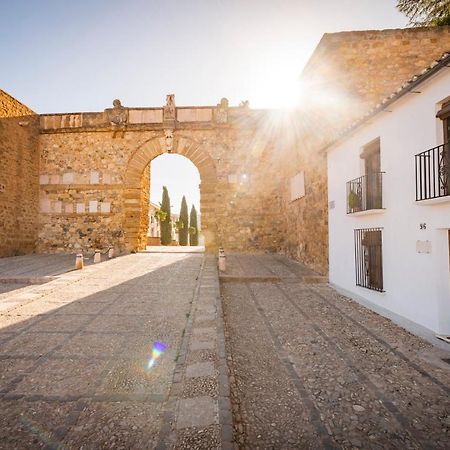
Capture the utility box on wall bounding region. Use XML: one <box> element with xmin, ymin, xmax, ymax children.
<box><xmin>416</xmin><ymin>240</ymin><xmax>432</xmax><ymax>254</ymax></box>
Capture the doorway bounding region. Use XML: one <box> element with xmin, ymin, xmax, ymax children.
<box><xmin>147</xmin><ymin>154</ymin><xmax>204</xmax><ymax>251</ymax></box>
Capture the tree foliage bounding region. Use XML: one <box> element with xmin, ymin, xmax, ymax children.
<box><xmin>160</xmin><ymin>186</ymin><xmax>172</xmax><ymax>245</ymax></box>
<box><xmin>154</xmin><ymin>209</ymin><xmax>167</xmax><ymax>222</ymax></box>
<box><xmin>397</xmin><ymin>0</ymin><xmax>450</xmax><ymax>26</ymax></box>
<box><xmin>189</xmin><ymin>205</ymin><xmax>199</xmax><ymax>246</ymax></box>
<box><xmin>178</xmin><ymin>196</ymin><xmax>189</xmax><ymax>246</ymax></box>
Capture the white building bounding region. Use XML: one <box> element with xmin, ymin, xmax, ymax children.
<box><xmin>148</xmin><ymin>202</ymin><xmax>161</xmax><ymax>238</ymax></box>
<box><xmin>326</xmin><ymin>53</ymin><xmax>450</xmax><ymax>340</ymax></box>
<box><xmin>147</xmin><ymin>202</ymin><xmax>179</xmax><ymax>243</ymax></box>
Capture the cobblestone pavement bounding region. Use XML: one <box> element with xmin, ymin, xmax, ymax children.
<box><xmin>0</xmin><ymin>252</ymin><xmax>231</xmax><ymax>449</ymax></box>
<box><xmin>222</xmin><ymin>254</ymin><xmax>450</xmax><ymax>450</ymax></box>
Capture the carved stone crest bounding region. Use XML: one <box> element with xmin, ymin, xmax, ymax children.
<box><xmin>163</xmin><ymin>94</ymin><xmax>176</xmax><ymax>121</ymax></box>
<box><xmin>105</xmin><ymin>99</ymin><xmax>128</xmax><ymax>127</ymax></box>
<box><xmin>216</xmin><ymin>97</ymin><xmax>229</xmax><ymax>124</ymax></box>
<box><xmin>164</xmin><ymin>129</ymin><xmax>174</xmax><ymax>153</ymax></box>
<box><xmin>105</xmin><ymin>99</ymin><xmax>128</xmax><ymax>137</ymax></box>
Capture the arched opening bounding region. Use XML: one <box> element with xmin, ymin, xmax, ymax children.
<box><xmin>123</xmin><ymin>134</ymin><xmax>218</xmax><ymax>253</ymax></box>
<box><xmin>147</xmin><ymin>154</ymin><xmax>203</xmax><ymax>249</ymax></box>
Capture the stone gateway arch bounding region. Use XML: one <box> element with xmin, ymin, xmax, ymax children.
<box><xmin>123</xmin><ymin>134</ymin><xmax>218</xmax><ymax>251</ymax></box>
<box><xmin>37</xmin><ymin>96</ymin><xmax>285</xmax><ymax>255</ymax></box>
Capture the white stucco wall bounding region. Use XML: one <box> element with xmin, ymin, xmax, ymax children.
<box><xmin>327</xmin><ymin>67</ymin><xmax>450</xmax><ymax>334</ymax></box>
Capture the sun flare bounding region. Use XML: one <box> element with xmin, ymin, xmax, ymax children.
<box><xmin>249</xmin><ymin>58</ymin><xmax>308</xmax><ymax>110</ymax></box>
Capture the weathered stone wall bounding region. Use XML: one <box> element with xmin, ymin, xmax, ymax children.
<box><xmin>37</xmin><ymin>130</ymin><xmax>149</xmax><ymax>254</ymax></box>
<box><xmin>281</xmin><ymin>26</ymin><xmax>450</xmax><ymax>275</ymax></box>
<box><xmin>138</xmin><ymin>164</ymin><xmax>150</xmax><ymax>249</ymax></box>
<box><xmin>37</xmin><ymin>108</ymin><xmax>285</xmax><ymax>255</ymax></box>
<box><xmin>0</xmin><ymin>115</ymin><xmax>39</xmax><ymax>256</ymax></box>
<box><xmin>0</xmin><ymin>89</ymin><xmax>34</xmax><ymax>118</ymax></box>
<box><xmin>303</xmin><ymin>26</ymin><xmax>450</xmax><ymax>112</ymax></box>
<box><xmin>6</xmin><ymin>27</ymin><xmax>449</xmax><ymax>269</ymax></box>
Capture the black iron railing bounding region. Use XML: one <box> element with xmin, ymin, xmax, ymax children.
<box><xmin>415</xmin><ymin>142</ymin><xmax>450</xmax><ymax>201</ymax></box>
<box><xmin>346</xmin><ymin>172</ymin><xmax>384</xmax><ymax>214</ymax></box>
<box><xmin>354</xmin><ymin>228</ymin><xmax>384</xmax><ymax>292</ymax></box>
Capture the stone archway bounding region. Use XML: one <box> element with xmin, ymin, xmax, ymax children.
<box><xmin>123</xmin><ymin>133</ymin><xmax>218</xmax><ymax>252</ymax></box>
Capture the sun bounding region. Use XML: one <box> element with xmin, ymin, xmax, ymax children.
<box><xmin>248</xmin><ymin>59</ymin><xmax>307</xmax><ymax>110</ymax></box>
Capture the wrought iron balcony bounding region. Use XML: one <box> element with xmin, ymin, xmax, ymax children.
<box><xmin>346</xmin><ymin>172</ymin><xmax>384</xmax><ymax>214</ymax></box>
<box><xmin>415</xmin><ymin>142</ymin><xmax>450</xmax><ymax>201</ymax></box>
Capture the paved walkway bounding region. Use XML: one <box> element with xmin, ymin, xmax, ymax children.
<box><xmin>0</xmin><ymin>254</ymin><xmax>96</xmax><ymax>297</ymax></box>
<box><xmin>2</xmin><ymin>251</ymin><xmax>449</xmax><ymax>449</ymax></box>
<box><xmin>222</xmin><ymin>254</ymin><xmax>450</xmax><ymax>449</ymax></box>
<box><xmin>145</xmin><ymin>246</ymin><xmax>205</xmax><ymax>254</ymax></box>
<box><xmin>0</xmin><ymin>254</ymin><xmax>95</xmax><ymax>280</ymax></box>
<box><xmin>0</xmin><ymin>252</ymin><xmax>231</xmax><ymax>449</ymax></box>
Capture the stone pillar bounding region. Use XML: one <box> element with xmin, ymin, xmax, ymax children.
<box><xmin>123</xmin><ymin>187</ymin><xmax>142</xmax><ymax>252</ymax></box>
<box><xmin>200</xmin><ymin>180</ymin><xmax>218</xmax><ymax>253</ymax></box>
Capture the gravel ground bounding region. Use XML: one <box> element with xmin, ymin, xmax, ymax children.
<box><xmin>175</xmin><ymin>424</ymin><xmax>221</xmax><ymax>449</ymax></box>
<box><xmin>222</xmin><ymin>254</ymin><xmax>450</xmax><ymax>449</ymax></box>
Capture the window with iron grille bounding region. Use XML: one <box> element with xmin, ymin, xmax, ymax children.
<box><xmin>354</xmin><ymin>228</ymin><xmax>384</xmax><ymax>292</ymax></box>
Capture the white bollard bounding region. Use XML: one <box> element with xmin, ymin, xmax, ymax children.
<box><xmin>93</xmin><ymin>251</ymin><xmax>101</xmax><ymax>263</ymax></box>
<box><xmin>75</xmin><ymin>254</ymin><xmax>84</xmax><ymax>270</ymax></box>
<box><xmin>218</xmin><ymin>248</ymin><xmax>226</xmax><ymax>272</ymax></box>
<box><xmin>108</xmin><ymin>248</ymin><xmax>114</xmax><ymax>259</ymax></box>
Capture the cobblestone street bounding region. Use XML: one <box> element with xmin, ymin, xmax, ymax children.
<box><xmin>222</xmin><ymin>254</ymin><xmax>450</xmax><ymax>449</ymax></box>
<box><xmin>1</xmin><ymin>252</ymin><xmax>449</xmax><ymax>449</ymax></box>
<box><xmin>0</xmin><ymin>252</ymin><xmax>229</xmax><ymax>449</ymax></box>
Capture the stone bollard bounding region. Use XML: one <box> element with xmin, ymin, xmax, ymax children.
<box><xmin>75</xmin><ymin>254</ymin><xmax>84</xmax><ymax>270</ymax></box>
<box><xmin>93</xmin><ymin>251</ymin><xmax>101</xmax><ymax>264</ymax></box>
<box><xmin>218</xmin><ymin>248</ymin><xmax>226</xmax><ymax>272</ymax></box>
<box><xmin>108</xmin><ymin>248</ymin><xmax>114</xmax><ymax>259</ymax></box>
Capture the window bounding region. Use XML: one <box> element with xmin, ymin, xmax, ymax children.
<box><xmin>354</xmin><ymin>228</ymin><xmax>384</xmax><ymax>292</ymax></box>
<box><xmin>361</xmin><ymin>139</ymin><xmax>382</xmax><ymax>210</ymax></box>
<box><xmin>360</xmin><ymin>138</ymin><xmax>381</xmax><ymax>175</ymax></box>
<box><xmin>437</xmin><ymin>101</ymin><xmax>450</xmax><ymax>195</ymax></box>
<box><xmin>347</xmin><ymin>139</ymin><xmax>383</xmax><ymax>213</ymax></box>
<box><xmin>437</xmin><ymin>100</ymin><xmax>450</xmax><ymax>143</ymax></box>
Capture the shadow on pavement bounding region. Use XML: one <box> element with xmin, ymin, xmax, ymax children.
<box><xmin>0</xmin><ymin>253</ymin><xmax>202</xmax><ymax>449</ymax></box>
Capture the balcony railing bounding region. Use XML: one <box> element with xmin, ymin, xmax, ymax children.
<box><xmin>415</xmin><ymin>142</ymin><xmax>450</xmax><ymax>201</ymax></box>
<box><xmin>346</xmin><ymin>172</ymin><xmax>384</xmax><ymax>214</ymax></box>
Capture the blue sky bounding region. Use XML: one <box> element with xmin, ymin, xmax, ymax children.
<box><xmin>1</xmin><ymin>0</ymin><xmax>407</xmax><ymax>112</ymax></box>
<box><xmin>0</xmin><ymin>0</ymin><xmax>407</xmax><ymax>213</ymax></box>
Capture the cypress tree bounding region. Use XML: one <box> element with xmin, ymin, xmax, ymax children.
<box><xmin>178</xmin><ymin>196</ymin><xmax>189</xmax><ymax>246</ymax></box>
<box><xmin>160</xmin><ymin>186</ymin><xmax>172</xmax><ymax>245</ymax></box>
<box><xmin>189</xmin><ymin>205</ymin><xmax>199</xmax><ymax>246</ymax></box>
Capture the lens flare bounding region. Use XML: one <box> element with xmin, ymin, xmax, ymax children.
<box><xmin>147</xmin><ymin>341</ymin><xmax>167</xmax><ymax>369</ymax></box>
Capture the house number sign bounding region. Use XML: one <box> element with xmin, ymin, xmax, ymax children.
<box><xmin>420</xmin><ymin>223</ymin><xmax>427</xmax><ymax>230</ymax></box>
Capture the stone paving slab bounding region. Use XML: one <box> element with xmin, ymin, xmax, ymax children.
<box><xmin>154</xmin><ymin>255</ymin><xmax>233</xmax><ymax>450</ymax></box>
<box><xmin>222</xmin><ymin>254</ymin><xmax>450</xmax><ymax>449</ymax></box>
<box><xmin>186</xmin><ymin>362</ymin><xmax>215</xmax><ymax>378</ymax></box>
<box><xmin>176</xmin><ymin>396</ymin><xmax>218</xmax><ymax>429</ymax></box>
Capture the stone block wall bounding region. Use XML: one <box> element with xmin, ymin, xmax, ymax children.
<box><xmin>280</xmin><ymin>26</ymin><xmax>450</xmax><ymax>275</ymax></box>
<box><xmin>6</xmin><ymin>26</ymin><xmax>450</xmax><ymax>269</ymax></box>
<box><xmin>0</xmin><ymin>89</ymin><xmax>34</xmax><ymax>118</ymax></box>
<box><xmin>0</xmin><ymin>116</ymin><xmax>39</xmax><ymax>256</ymax></box>
<box><xmin>37</xmin><ymin>130</ymin><xmax>149</xmax><ymax>254</ymax></box>
<box><xmin>303</xmin><ymin>26</ymin><xmax>450</xmax><ymax>111</ymax></box>
<box><xmin>36</xmin><ymin>112</ymin><xmax>285</xmax><ymax>255</ymax></box>
<box><xmin>138</xmin><ymin>164</ymin><xmax>150</xmax><ymax>250</ymax></box>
